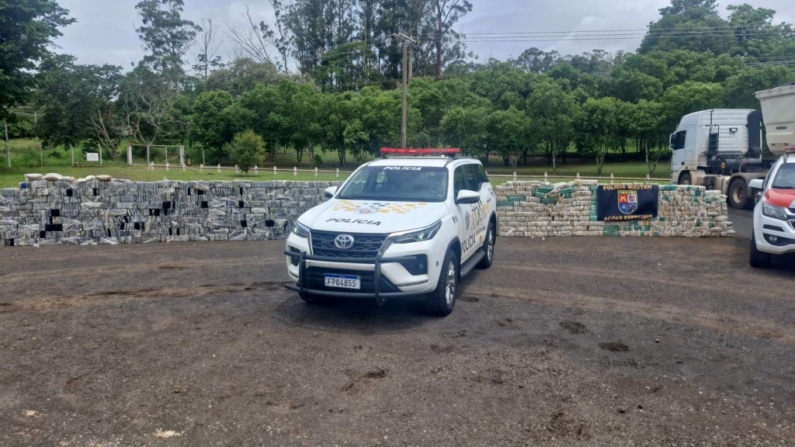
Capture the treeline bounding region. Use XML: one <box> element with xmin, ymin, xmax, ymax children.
<box><xmin>2</xmin><ymin>0</ymin><xmax>795</xmax><ymax>174</ymax></box>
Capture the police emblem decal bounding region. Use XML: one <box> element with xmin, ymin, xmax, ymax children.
<box><xmin>618</xmin><ymin>190</ymin><xmax>638</xmax><ymax>215</ymax></box>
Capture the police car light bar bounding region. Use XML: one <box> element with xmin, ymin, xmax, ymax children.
<box><xmin>786</xmin><ymin>146</ymin><xmax>795</xmax><ymax>154</ymax></box>
<box><xmin>380</xmin><ymin>148</ymin><xmax>461</xmax><ymax>157</ymax></box>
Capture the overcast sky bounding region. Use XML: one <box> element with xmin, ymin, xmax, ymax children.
<box><xmin>54</xmin><ymin>0</ymin><xmax>795</xmax><ymax>69</ymax></box>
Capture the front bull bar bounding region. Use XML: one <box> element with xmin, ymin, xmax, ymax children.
<box><xmin>284</xmin><ymin>251</ymin><xmax>422</xmax><ymax>305</ymax></box>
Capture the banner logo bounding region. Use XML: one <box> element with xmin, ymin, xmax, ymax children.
<box><xmin>618</xmin><ymin>190</ymin><xmax>638</xmax><ymax>215</ymax></box>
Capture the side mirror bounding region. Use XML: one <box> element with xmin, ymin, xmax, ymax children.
<box><xmin>669</xmin><ymin>133</ymin><xmax>676</xmax><ymax>146</ymax></box>
<box><xmin>324</xmin><ymin>186</ymin><xmax>338</xmax><ymax>199</ymax></box>
<box><xmin>456</xmin><ymin>190</ymin><xmax>481</xmax><ymax>204</ymax></box>
<box><xmin>748</xmin><ymin>179</ymin><xmax>764</xmax><ymax>190</ymax></box>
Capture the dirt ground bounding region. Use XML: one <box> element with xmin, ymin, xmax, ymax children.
<box><xmin>1</xmin><ymin>210</ymin><xmax>794</xmax><ymax>447</ymax></box>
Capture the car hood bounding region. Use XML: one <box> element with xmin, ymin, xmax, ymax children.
<box><xmin>298</xmin><ymin>199</ymin><xmax>448</xmax><ymax>234</ymax></box>
<box><xmin>764</xmin><ymin>188</ymin><xmax>795</xmax><ymax>208</ymax></box>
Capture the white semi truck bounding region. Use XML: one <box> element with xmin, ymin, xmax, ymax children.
<box><xmin>669</xmin><ymin>82</ymin><xmax>795</xmax><ymax>209</ymax></box>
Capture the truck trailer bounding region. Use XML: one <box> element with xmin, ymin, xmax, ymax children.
<box><xmin>669</xmin><ymin>83</ymin><xmax>795</xmax><ymax>208</ymax></box>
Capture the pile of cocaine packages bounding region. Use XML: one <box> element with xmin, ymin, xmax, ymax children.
<box><xmin>495</xmin><ymin>181</ymin><xmax>734</xmax><ymax>238</ymax></box>
<box><xmin>1</xmin><ymin>178</ymin><xmax>341</xmax><ymax>246</ymax></box>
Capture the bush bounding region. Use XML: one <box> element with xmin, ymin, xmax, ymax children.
<box><xmin>225</xmin><ymin>130</ymin><xmax>265</xmax><ymax>174</ymax></box>
<box><xmin>313</xmin><ymin>154</ymin><xmax>323</xmax><ymax>167</ymax></box>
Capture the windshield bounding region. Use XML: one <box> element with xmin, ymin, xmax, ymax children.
<box><xmin>337</xmin><ymin>166</ymin><xmax>448</xmax><ymax>202</ymax></box>
<box><xmin>772</xmin><ymin>164</ymin><xmax>795</xmax><ymax>189</ymax></box>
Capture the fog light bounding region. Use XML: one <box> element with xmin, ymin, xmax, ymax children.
<box><xmin>769</xmin><ymin>236</ymin><xmax>779</xmax><ymax>243</ymax></box>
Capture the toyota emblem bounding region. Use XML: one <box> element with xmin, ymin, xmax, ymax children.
<box><xmin>334</xmin><ymin>234</ymin><xmax>355</xmax><ymax>249</ymax></box>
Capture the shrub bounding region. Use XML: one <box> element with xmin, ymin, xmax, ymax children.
<box><xmin>225</xmin><ymin>130</ymin><xmax>265</xmax><ymax>174</ymax></box>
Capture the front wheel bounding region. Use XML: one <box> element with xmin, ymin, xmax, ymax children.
<box><xmin>749</xmin><ymin>231</ymin><xmax>772</xmax><ymax>269</ymax></box>
<box><xmin>678</xmin><ymin>172</ymin><xmax>692</xmax><ymax>186</ymax></box>
<box><xmin>426</xmin><ymin>249</ymin><xmax>459</xmax><ymax>317</ymax></box>
<box><xmin>477</xmin><ymin>221</ymin><xmax>496</xmax><ymax>269</ymax></box>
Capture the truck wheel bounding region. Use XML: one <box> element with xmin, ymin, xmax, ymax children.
<box><xmin>729</xmin><ymin>179</ymin><xmax>751</xmax><ymax>210</ymax></box>
<box><xmin>749</xmin><ymin>232</ymin><xmax>772</xmax><ymax>269</ymax></box>
<box><xmin>426</xmin><ymin>249</ymin><xmax>458</xmax><ymax>317</ymax></box>
<box><xmin>477</xmin><ymin>221</ymin><xmax>496</xmax><ymax>269</ymax></box>
<box><xmin>678</xmin><ymin>172</ymin><xmax>692</xmax><ymax>185</ymax></box>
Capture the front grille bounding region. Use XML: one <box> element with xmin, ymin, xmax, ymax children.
<box><xmin>311</xmin><ymin>231</ymin><xmax>388</xmax><ymax>259</ymax></box>
<box><xmin>306</xmin><ymin>268</ymin><xmax>399</xmax><ymax>294</ymax></box>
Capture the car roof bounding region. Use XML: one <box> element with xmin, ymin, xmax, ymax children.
<box><xmin>367</xmin><ymin>157</ymin><xmax>480</xmax><ymax>168</ymax></box>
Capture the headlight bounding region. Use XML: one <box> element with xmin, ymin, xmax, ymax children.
<box><xmin>379</xmin><ymin>221</ymin><xmax>442</xmax><ymax>257</ymax></box>
<box><xmin>762</xmin><ymin>202</ymin><xmax>788</xmax><ymax>221</ymax></box>
<box><xmin>393</xmin><ymin>221</ymin><xmax>443</xmax><ymax>244</ymax></box>
<box><xmin>291</xmin><ymin>221</ymin><xmax>311</xmax><ymax>238</ymax></box>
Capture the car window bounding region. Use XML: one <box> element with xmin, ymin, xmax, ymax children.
<box><xmin>337</xmin><ymin>166</ymin><xmax>448</xmax><ymax>202</ymax></box>
<box><xmin>478</xmin><ymin>165</ymin><xmax>489</xmax><ymax>184</ymax></box>
<box><xmin>454</xmin><ymin>166</ymin><xmax>468</xmax><ymax>198</ymax></box>
<box><xmin>772</xmin><ymin>164</ymin><xmax>795</xmax><ymax>189</ymax></box>
<box><xmin>463</xmin><ymin>164</ymin><xmax>480</xmax><ymax>191</ymax></box>
<box><xmin>672</xmin><ymin>131</ymin><xmax>686</xmax><ymax>150</ymax></box>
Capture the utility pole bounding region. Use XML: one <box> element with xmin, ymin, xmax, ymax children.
<box><xmin>395</xmin><ymin>33</ymin><xmax>416</xmax><ymax>149</ymax></box>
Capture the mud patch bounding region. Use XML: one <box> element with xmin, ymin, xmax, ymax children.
<box><xmin>548</xmin><ymin>411</ymin><xmax>588</xmax><ymax>438</ymax></box>
<box><xmin>560</xmin><ymin>321</ymin><xmax>588</xmax><ymax>334</ymax></box>
<box><xmin>599</xmin><ymin>342</ymin><xmax>630</xmax><ymax>353</ymax></box>
<box><xmin>0</xmin><ymin>302</ymin><xmax>15</xmax><ymax>314</ymax></box>
<box><xmin>430</xmin><ymin>344</ymin><xmax>454</xmax><ymax>353</ymax></box>
<box><xmin>460</xmin><ymin>296</ymin><xmax>480</xmax><ymax>303</ymax></box>
<box><xmin>364</xmin><ymin>368</ymin><xmax>389</xmax><ymax>379</ymax></box>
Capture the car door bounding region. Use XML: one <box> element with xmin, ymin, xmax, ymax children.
<box><xmin>453</xmin><ymin>164</ymin><xmax>480</xmax><ymax>263</ymax></box>
<box><xmin>465</xmin><ymin>164</ymin><xmax>491</xmax><ymax>255</ymax></box>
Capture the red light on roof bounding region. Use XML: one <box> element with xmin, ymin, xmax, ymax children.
<box><xmin>380</xmin><ymin>148</ymin><xmax>461</xmax><ymax>156</ymax></box>
<box><xmin>786</xmin><ymin>146</ymin><xmax>795</xmax><ymax>154</ymax></box>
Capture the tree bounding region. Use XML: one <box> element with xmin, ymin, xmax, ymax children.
<box><xmin>35</xmin><ymin>55</ymin><xmax>123</xmax><ymax>157</ymax></box>
<box><xmin>576</xmin><ymin>97</ymin><xmax>623</xmax><ymax>175</ymax></box>
<box><xmin>428</xmin><ymin>0</ymin><xmax>473</xmax><ymax>80</ymax></box>
<box><xmin>204</xmin><ymin>58</ymin><xmax>295</xmax><ymax>96</ymax></box>
<box><xmin>0</xmin><ymin>0</ymin><xmax>74</xmax><ymax>120</ymax></box>
<box><xmin>191</xmin><ymin>91</ymin><xmax>236</xmax><ymax>163</ymax></box>
<box><xmin>526</xmin><ymin>79</ymin><xmax>577</xmax><ymax>172</ymax></box>
<box><xmin>660</xmin><ymin>81</ymin><xmax>725</xmax><ymax>132</ymax></box>
<box><xmin>727</xmin><ymin>4</ymin><xmax>795</xmax><ymax>59</ymax></box>
<box><xmin>724</xmin><ymin>65</ymin><xmax>795</xmax><ymax>109</ymax></box>
<box><xmin>639</xmin><ymin>0</ymin><xmax>737</xmax><ymax>55</ymax></box>
<box><xmin>626</xmin><ymin>100</ymin><xmax>666</xmax><ymax>175</ymax></box>
<box><xmin>510</xmin><ymin>48</ymin><xmax>560</xmax><ymax>74</ymax></box>
<box><xmin>440</xmin><ymin>106</ymin><xmax>489</xmax><ymax>159</ymax></box>
<box><xmin>227</xmin><ymin>130</ymin><xmax>265</xmax><ymax>174</ymax></box>
<box><xmin>193</xmin><ymin>18</ymin><xmax>223</xmax><ymax>79</ymax></box>
<box><xmin>119</xmin><ymin>67</ymin><xmax>183</xmax><ymax>163</ymax></box>
<box><xmin>487</xmin><ymin>107</ymin><xmax>529</xmax><ymax>170</ymax></box>
<box><xmin>135</xmin><ymin>0</ymin><xmax>200</xmax><ymax>81</ymax></box>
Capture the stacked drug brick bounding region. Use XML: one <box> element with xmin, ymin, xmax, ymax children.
<box><xmin>0</xmin><ymin>179</ymin><xmax>341</xmax><ymax>246</ymax></box>
<box><xmin>495</xmin><ymin>181</ymin><xmax>734</xmax><ymax>238</ymax></box>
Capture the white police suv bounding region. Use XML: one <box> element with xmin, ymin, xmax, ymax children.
<box><xmin>749</xmin><ymin>147</ymin><xmax>795</xmax><ymax>268</ymax></box>
<box><xmin>285</xmin><ymin>148</ymin><xmax>497</xmax><ymax>316</ymax></box>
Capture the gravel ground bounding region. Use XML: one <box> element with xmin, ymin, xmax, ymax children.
<box><xmin>1</xmin><ymin>210</ymin><xmax>794</xmax><ymax>446</ymax></box>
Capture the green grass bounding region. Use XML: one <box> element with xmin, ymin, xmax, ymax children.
<box><xmin>1</xmin><ymin>138</ymin><xmax>673</xmax><ymax>188</ymax></box>
<box><xmin>0</xmin><ymin>164</ymin><xmax>672</xmax><ymax>189</ymax></box>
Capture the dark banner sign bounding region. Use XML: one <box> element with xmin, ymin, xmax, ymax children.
<box><xmin>596</xmin><ymin>184</ymin><xmax>659</xmax><ymax>222</ymax></box>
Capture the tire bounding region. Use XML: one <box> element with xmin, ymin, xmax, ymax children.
<box><xmin>749</xmin><ymin>231</ymin><xmax>772</xmax><ymax>269</ymax></box>
<box><xmin>729</xmin><ymin>179</ymin><xmax>751</xmax><ymax>210</ymax></box>
<box><xmin>678</xmin><ymin>172</ymin><xmax>692</xmax><ymax>186</ymax></box>
<box><xmin>477</xmin><ymin>220</ymin><xmax>496</xmax><ymax>269</ymax></box>
<box><xmin>426</xmin><ymin>249</ymin><xmax>459</xmax><ymax>317</ymax></box>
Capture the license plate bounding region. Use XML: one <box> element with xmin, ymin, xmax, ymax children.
<box><xmin>324</xmin><ymin>274</ymin><xmax>361</xmax><ymax>290</ymax></box>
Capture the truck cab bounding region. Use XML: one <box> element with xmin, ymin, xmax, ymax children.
<box><xmin>670</xmin><ymin>109</ymin><xmax>766</xmax><ymax>209</ymax></box>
